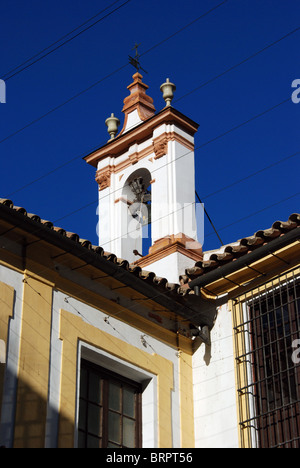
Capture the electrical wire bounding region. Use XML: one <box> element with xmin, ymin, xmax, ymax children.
<box><xmin>5</xmin><ymin>96</ymin><xmax>296</xmax><ymax>248</ymax></box>
<box><xmin>1</xmin><ymin>0</ymin><xmax>132</xmax><ymax>81</ymax></box>
<box><xmin>204</xmin><ymin>191</ymin><xmax>300</xmax><ymax>241</ymax></box>
<box><xmin>202</xmin><ymin>150</ymin><xmax>300</xmax><ymax>200</ymax></box>
<box><xmin>173</xmin><ymin>25</ymin><xmax>300</xmax><ymax>104</ymax></box>
<box><xmin>0</xmin><ymin>0</ymin><xmax>231</xmax><ymax>146</ymax></box>
<box><xmin>138</xmin><ymin>0</ymin><xmax>229</xmax><ymax>59</ymax></box>
<box><xmin>9</xmin><ymin>95</ymin><xmax>290</xmax><ymax>207</ymax></box>
<box><xmin>195</xmin><ymin>191</ymin><xmax>224</xmax><ymax>246</ymax></box>
<box><xmin>64</xmin><ymin>189</ymin><xmax>299</xmax><ymax>250</ymax></box>
<box><xmin>0</xmin><ymin>63</ymin><xmax>129</xmax><ymax>146</ymax></box>
<box><xmin>0</xmin><ymin>20</ymin><xmax>297</xmax><ymax>155</ymax></box>
<box><xmin>3</xmin><ymin>112</ymin><xmax>296</xmax><ymax>271</ymax></box>
<box><xmin>5</xmin><ymin>92</ymin><xmax>292</xmax><ymax>199</ymax></box>
<box><xmin>0</xmin><ymin>4</ymin><xmax>297</xmax><ymax>249</ymax></box>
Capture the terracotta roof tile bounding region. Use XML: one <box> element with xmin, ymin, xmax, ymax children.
<box><xmin>0</xmin><ymin>198</ymin><xmax>188</xmax><ymax>298</ymax></box>
<box><xmin>0</xmin><ymin>198</ymin><xmax>298</xmax><ymax>299</ymax></box>
<box><xmin>183</xmin><ymin>213</ymin><xmax>300</xmax><ymax>283</ymax></box>
<box><xmin>53</xmin><ymin>226</ymin><xmax>67</xmax><ymax>236</ymax></box>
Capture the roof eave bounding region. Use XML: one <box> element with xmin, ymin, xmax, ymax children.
<box><xmin>0</xmin><ymin>202</ymin><xmax>212</xmax><ymax>327</ymax></box>
<box><xmin>188</xmin><ymin>227</ymin><xmax>300</xmax><ymax>291</ymax></box>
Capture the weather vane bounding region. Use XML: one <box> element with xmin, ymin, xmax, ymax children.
<box><xmin>128</xmin><ymin>43</ymin><xmax>148</xmax><ymax>74</ymax></box>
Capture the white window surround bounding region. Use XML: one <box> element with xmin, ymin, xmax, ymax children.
<box><xmin>75</xmin><ymin>342</ymin><xmax>158</xmax><ymax>449</ymax></box>
<box><xmin>0</xmin><ymin>266</ymin><xmax>24</xmax><ymax>449</ymax></box>
<box><xmin>0</xmin><ymin>340</ymin><xmax>6</xmax><ymax>364</ymax></box>
<box><xmin>47</xmin><ymin>289</ymin><xmax>181</xmax><ymax>448</ymax></box>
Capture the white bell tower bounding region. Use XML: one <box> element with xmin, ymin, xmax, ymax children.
<box><xmin>84</xmin><ymin>72</ymin><xmax>203</xmax><ymax>283</ymax></box>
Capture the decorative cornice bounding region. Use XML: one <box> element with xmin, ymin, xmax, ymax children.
<box><xmin>153</xmin><ymin>135</ymin><xmax>168</xmax><ymax>160</ymax></box>
<box><xmin>95</xmin><ymin>167</ymin><xmax>112</xmax><ymax>191</ymax></box>
<box><xmin>133</xmin><ymin>233</ymin><xmax>203</xmax><ymax>268</ymax></box>
<box><xmin>84</xmin><ymin>106</ymin><xmax>199</xmax><ymax>168</ymax></box>
<box><xmin>92</xmin><ymin>131</ymin><xmax>194</xmax><ymax>182</ymax></box>
<box><xmin>128</xmin><ymin>152</ymin><xmax>139</xmax><ymax>165</ymax></box>
<box><xmin>119</xmin><ymin>73</ymin><xmax>156</xmax><ymax>135</ymax></box>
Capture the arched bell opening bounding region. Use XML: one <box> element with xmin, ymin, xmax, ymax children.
<box><xmin>122</xmin><ymin>168</ymin><xmax>152</xmax><ymax>260</ymax></box>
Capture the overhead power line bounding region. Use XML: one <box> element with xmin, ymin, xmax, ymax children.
<box><xmin>36</xmin><ymin>99</ymin><xmax>296</xmax><ymax>246</ymax></box>
<box><xmin>46</xmin><ymin>150</ymin><xmax>299</xmax><ymax>229</ymax></box>
<box><xmin>49</xmin><ymin>189</ymin><xmax>300</xmax><ymax>250</ymax></box>
<box><xmin>0</xmin><ymin>63</ymin><xmax>129</xmax><ymax>145</ymax></box>
<box><xmin>1</xmin><ymin>113</ymin><xmax>298</xmax><ymax>253</ymax></box>
<box><xmin>1</xmin><ymin>0</ymin><xmax>132</xmax><ymax>81</ymax></box>
<box><xmin>7</xmin><ymin>96</ymin><xmax>292</xmax><ymax>199</ymax></box>
<box><xmin>0</xmin><ymin>0</ymin><xmax>231</xmax><ymax>145</ymax></box>
<box><xmin>204</xmin><ymin>191</ymin><xmax>300</xmax><ymax>241</ymax></box>
<box><xmin>5</xmin><ymin>94</ymin><xmax>294</xmax><ymax>251</ymax></box>
<box><xmin>202</xmin><ymin>150</ymin><xmax>300</xmax><ymax>200</ymax></box>
<box><xmin>2</xmin><ymin>0</ymin><xmax>228</xmax><ymax>82</ymax></box>
<box><xmin>0</xmin><ymin>3</ymin><xmax>298</xmax><ymax>247</ymax></box>
<box><xmin>174</xmin><ymin>25</ymin><xmax>300</xmax><ymax>104</ymax></box>
<box><xmin>139</xmin><ymin>0</ymin><xmax>229</xmax><ymax>58</ymax></box>
<box><xmin>0</xmin><ymin>22</ymin><xmax>298</xmax><ymax>148</ymax></box>
<box><xmin>195</xmin><ymin>191</ymin><xmax>224</xmax><ymax>246</ymax></box>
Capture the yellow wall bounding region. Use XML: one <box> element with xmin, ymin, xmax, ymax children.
<box><xmin>0</xmin><ymin>252</ymin><xmax>194</xmax><ymax>448</ymax></box>
<box><xmin>178</xmin><ymin>350</ymin><xmax>194</xmax><ymax>448</ymax></box>
<box><xmin>13</xmin><ymin>274</ymin><xmax>53</xmax><ymax>448</ymax></box>
<box><xmin>58</xmin><ymin>309</ymin><xmax>175</xmax><ymax>448</ymax></box>
<box><xmin>0</xmin><ymin>281</ymin><xmax>15</xmax><ymax>423</ymax></box>
<box><xmin>0</xmin><ymin>266</ymin><xmax>195</xmax><ymax>448</ymax></box>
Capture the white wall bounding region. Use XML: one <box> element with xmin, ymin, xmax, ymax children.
<box><xmin>192</xmin><ymin>303</ymin><xmax>239</xmax><ymax>448</ymax></box>
<box><xmin>146</xmin><ymin>251</ymin><xmax>197</xmax><ymax>284</ymax></box>
<box><xmin>97</xmin><ymin>122</ymin><xmax>198</xmax><ymax>269</ymax></box>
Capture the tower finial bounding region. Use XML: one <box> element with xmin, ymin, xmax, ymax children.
<box><xmin>160</xmin><ymin>78</ymin><xmax>176</xmax><ymax>107</ymax></box>
<box><xmin>105</xmin><ymin>113</ymin><xmax>120</xmax><ymax>141</ymax></box>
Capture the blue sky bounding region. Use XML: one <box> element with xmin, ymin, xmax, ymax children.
<box><xmin>0</xmin><ymin>0</ymin><xmax>299</xmax><ymax>255</ymax></box>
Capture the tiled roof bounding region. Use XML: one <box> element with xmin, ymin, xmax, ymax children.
<box><xmin>182</xmin><ymin>213</ymin><xmax>300</xmax><ymax>283</ymax></box>
<box><xmin>0</xmin><ymin>198</ymin><xmax>184</xmax><ymax>294</ymax></box>
<box><xmin>0</xmin><ymin>199</ymin><xmax>299</xmax><ymax>297</ymax></box>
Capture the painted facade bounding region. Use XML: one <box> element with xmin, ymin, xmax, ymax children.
<box><xmin>186</xmin><ymin>216</ymin><xmax>300</xmax><ymax>448</ymax></box>
<box><xmin>0</xmin><ymin>72</ymin><xmax>299</xmax><ymax>448</ymax></box>
<box><xmin>0</xmin><ymin>198</ymin><xmax>201</xmax><ymax>448</ymax></box>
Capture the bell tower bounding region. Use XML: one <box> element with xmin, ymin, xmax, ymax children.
<box><xmin>84</xmin><ymin>72</ymin><xmax>203</xmax><ymax>282</ymax></box>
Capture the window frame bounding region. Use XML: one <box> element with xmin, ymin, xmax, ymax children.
<box><xmin>78</xmin><ymin>359</ymin><xmax>143</xmax><ymax>448</ymax></box>
<box><xmin>232</xmin><ymin>266</ymin><xmax>300</xmax><ymax>448</ymax></box>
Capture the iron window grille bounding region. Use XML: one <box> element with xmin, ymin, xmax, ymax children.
<box><xmin>233</xmin><ymin>267</ymin><xmax>300</xmax><ymax>448</ymax></box>
<box><xmin>78</xmin><ymin>359</ymin><xmax>142</xmax><ymax>448</ymax></box>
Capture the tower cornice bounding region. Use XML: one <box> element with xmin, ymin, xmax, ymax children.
<box><xmin>84</xmin><ymin>106</ymin><xmax>199</xmax><ymax>168</ymax></box>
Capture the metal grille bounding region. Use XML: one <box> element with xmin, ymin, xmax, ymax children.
<box><xmin>233</xmin><ymin>267</ymin><xmax>300</xmax><ymax>448</ymax></box>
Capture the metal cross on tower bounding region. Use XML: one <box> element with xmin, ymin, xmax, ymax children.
<box><xmin>128</xmin><ymin>43</ymin><xmax>148</xmax><ymax>74</ymax></box>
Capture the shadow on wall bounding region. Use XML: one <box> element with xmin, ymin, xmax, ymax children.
<box><xmin>203</xmin><ymin>342</ymin><xmax>212</xmax><ymax>366</ymax></box>
<box><xmin>0</xmin><ymin>366</ymin><xmax>74</xmax><ymax>448</ymax></box>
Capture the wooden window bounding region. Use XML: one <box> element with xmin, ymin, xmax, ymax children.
<box><xmin>78</xmin><ymin>360</ymin><xmax>142</xmax><ymax>448</ymax></box>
